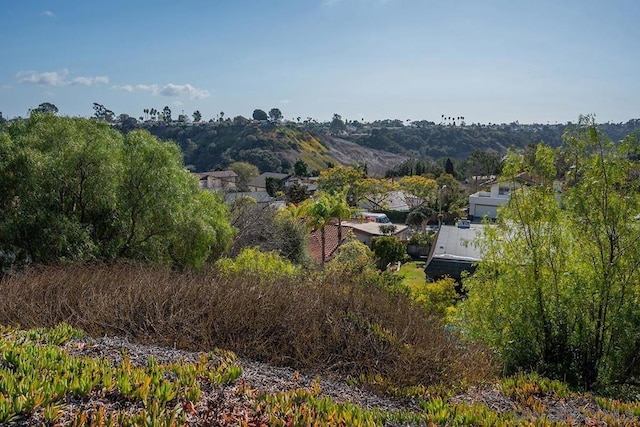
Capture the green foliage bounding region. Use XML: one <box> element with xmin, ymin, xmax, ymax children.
<box><xmin>0</xmin><ymin>324</ymin><xmax>241</xmax><ymax>426</ymax></box>
<box><xmin>409</xmin><ymin>277</ymin><xmax>457</xmax><ymax>319</ymax></box>
<box><xmin>268</xmin><ymin>107</ymin><xmax>283</xmax><ymax>122</ymax></box>
<box><xmin>325</xmin><ymin>237</ymin><xmax>376</xmax><ymax>277</ymax></box>
<box><xmin>293</xmin><ymin>159</ymin><xmax>309</xmax><ymax>177</ymax></box>
<box><xmin>0</xmin><ymin>114</ymin><xmax>233</xmax><ymax>269</ymax></box>
<box><xmin>373</xmin><ymin>236</ymin><xmax>407</xmax><ymax>270</ymax></box>
<box><xmin>215</xmin><ymin>247</ymin><xmax>299</xmax><ymax>279</ymax></box>
<box><xmin>459</xmin><ymin>122</ymin><xmax>640</xmax><ymax>388</ymax></box>
<box><xmin>252</xmin><ymin>108</ymin><xmax>268</xmax><ymax>121</ymax></box>
<box><xmin>408</xmin><ymin>232</ymin><xmax>434</xmax><ymax>246</ymax></box>
<box><xmin>229</xmin><ymin>160</ymin><xmax>259</xmax><ymax>191</ymax></box>
<box><xmin>30</xmin><ymin>102</ymin><xmax>58</xmax><ymax>115</ymax></box>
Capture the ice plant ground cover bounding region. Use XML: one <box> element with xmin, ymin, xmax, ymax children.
<box><xmin>1</xmin><ymin>324</ymin><xmax>640</xmax><ymax>426</ymax></box>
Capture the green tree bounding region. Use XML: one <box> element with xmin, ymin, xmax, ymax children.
<box><xmin>357</xmin><ymin>178</ymin><xmax>399</xmax><ymax>210</ymax></box>
<box><xmin>0</xmin><ymin>115</ymin><xmax>233</xmax><ymax>270</ymax></box>
<box><xmin>445</xmin><ymin>158</ymin><xmax>455</xmax><ymax>175</ymax></box>
<box><xmin>284</xmin><ymin>184</ymin><xmax>311</xmax><ymax>204</ymax></box>
<box><xmin>265</xmin><ymin>177</ymin><xmax>284</xmax><ymax>197</ymax></box>
<box><xmin>329</xmin><ymin>113</ymin><xmax>346</xmax><ymax>135</ymax></box>
<box><xmin>460</xmin><ymin>122</ymin><xmax>640</xmax><ymax>388</ymax></box>
<box><xmin>317</xmin><ymin>165</ymin><xmax>366</xmax><ymax>206</ymax></box>
<box><xmin>252</xmin><ymin>109</ymin><xmax>268</xmax><ymax>121</ymax></box>
<box><xmin>268</xmin><ymin>108</ymin><xmax>283</xmax><ymax>122</ymax></box>
<box><xmin>373</xmin><ymin>236</ymin><xmax>406</xmax><ymax>270</ymax></box>
<box><xmin>229</xmin><ymin>161</ymin><xmax>259</xmax><ymax>191</ymax></box>
<box><xmin>31</xmin><ymin>102</ymin><xmax>58</xmax><ymax>115</ymax></box>
<box><xmin>162</xmin><ymin>106</ymin><xmax>172</xmax><ymax>123</ymax></box>
<box><xmin>93</xmin><ymin>102</ymin><xmax>115</xmax><ymax>123</ymax></box>
<box><xmin>304</xmin><ymin>195</ymin><xmax>332</xmax><ymax>266</ymax></box>
<box><xmin>192</xmin><ymin>110</ymin><xmax>202</xmax><ymax>122</ymax></box>
<box><xmin>398</xmin><ymin>175</ymin><xmax>438</xmax><ymax>210</ymax></box>
<box><xmin>293</xmin><ymin>159</ymin><xmax>309</xmax><ymax>177</ymax></box>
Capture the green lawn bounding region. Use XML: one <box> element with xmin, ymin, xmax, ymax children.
<box><xmin>398</xmin><ymin>261</ymin><xmax>426</xmax><ymax>290</ymax></box>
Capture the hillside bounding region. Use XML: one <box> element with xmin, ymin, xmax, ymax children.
<box><xmin>321</xmin><ymin>135</ymin><xmax>409</xmax><ymax>176</ymax></box>
<box><xmin>122</xmin><ymin>118</ymin><xmax>640</xmax><ymax>175</ymax></box>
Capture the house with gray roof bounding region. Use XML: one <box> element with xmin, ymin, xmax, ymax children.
<box><xmin>424</xmin><ymin>224</ymin><xmax>484</xmax><ymax>280</ymax></box>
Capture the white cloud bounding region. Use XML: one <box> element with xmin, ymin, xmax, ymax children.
<box><xmin>114</xmin><ymin>82</ymin><xmax>210</xmax><ymax>99</ymax></box>
<box><xmin>171</xmin><ymin>101</ymin><xmax>184</xmax><ymax>107</ymax></box>
<box><xmin>17</xmin><ymin>69</ymin><xmax>68</xmax><ymax>86</ymax></box>
<box><xmin>280</xmin><ymin>99</ymin><xmax>292</xmax><ymax>104</ymax></box>
<box><xmin>70</xmin><ymin>76</ymin><xmax>109</xmax><ymax>86</ymax></box>
<box><xmin>17</xmin><ymin>69</ymin><xmax>109</xmax><ymax>87</ymax></box>
<box><xmin>1</xmin><ymin>85</ymin><xmax>11</xmax><ymax>90</ymax></box>
<box><xmin>159</xmin><ymin>83</ymin><xmax>209</xmax><ymax>99</ymax></box>
<box><xmin>41</xmin><ymin>10</ymin><xmax>56</xmax><ymax>18</ymax></box>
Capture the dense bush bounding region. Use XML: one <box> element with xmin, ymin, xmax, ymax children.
<box><xmin>459</xmin><ymin>121</ymin><xmax>640</xmax><ymax>388</ymax></box>
<box><xmin>0</xmin><ymin>115</ymin><xmax>233</xmax><ymax>270</ymax></box>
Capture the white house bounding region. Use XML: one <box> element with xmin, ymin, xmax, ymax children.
<box><xmin>468</xmin><ymin>182</ymin><xmax>514</xmax><ymax>220</ymax></box>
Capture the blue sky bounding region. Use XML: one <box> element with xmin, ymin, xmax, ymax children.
<box><xmin>1</xmin><ymin>0</ymin><xmax>638</xmax><ymax>124</ymax></box>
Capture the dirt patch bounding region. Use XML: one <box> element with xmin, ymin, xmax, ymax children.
<box><xmin>321</xmin><ymin>136</ymin><xmax>409</xmax><ymax>176</ymax></box>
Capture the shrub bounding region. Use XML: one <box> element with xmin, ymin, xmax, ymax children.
<box><xmin>0</xmin><ymin>263</ymin><xmax>495</xmax><ymax>393</ymax></box>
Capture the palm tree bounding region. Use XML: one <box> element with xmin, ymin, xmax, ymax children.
<box><xmin>305</xmin><ymin>196</ymin><xmax>332</xmax><ymax>266</ymax></box>
<box><xmin>326</xmin><ymin>191</ymin><xmax>352</xmax><ymax>243</ymax></box>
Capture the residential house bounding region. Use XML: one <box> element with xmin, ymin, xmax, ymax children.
<box><xmin>283</xmin><ymin>176</ymin><xmax>319</xmax><ymax>193</ymax></box>
<box><xmin>341</xmin><ymin>220</ymin><xmax>410</xmax><ymax>246</ymax></box>
<box><xmin>424</xmin><ymin>223</ymin><xmax>484</xmax><ymax>281</ymax></box>
<box><xmin>359</xmin><ymin>190</ymin><xmax>411</xmax><ymax>212</ymax></box>
<box><xmin>224</xmin><ymin>191</ymin><xmax>276</xmax><ymax>208</ymax></box>
<box><xmin>468</xmin><ymin>172</ymin><xmax>560</xmax><ymax>220</ymax></box>
<box><xmin>308</xmin><ymin>224</ymin><xmax>345</xmax><ymax>264</ymax></box>
<box><xmin>468</xmin><ymin>181</ymin><xmax>514</xmax><ymax>220</ymax></box>
<box><xmin>196</xmin><ymin>170</ymin><xmax>238</xmax><ymax>191</ymax></box>
<box><xmin>247</xmin><ymin>172</ymin><xmax>291</xmax><ymax>192</ymax></box>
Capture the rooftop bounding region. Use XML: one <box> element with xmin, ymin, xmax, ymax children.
<box><xmin>430</xmin><ymin>224</ymin><xmax>484</xmax><ymax>262</ymax></box>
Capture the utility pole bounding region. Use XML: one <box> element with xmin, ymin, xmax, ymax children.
<box><xmin>438</xmin><ymin>185</ymin><xmax>447</xmax><ymax>228</ymax></box>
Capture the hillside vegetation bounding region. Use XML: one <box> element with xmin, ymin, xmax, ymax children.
<box><xmin>128</xmin><ymin>118</ymin><xmax>640</xmax><ymax>173</ymax></box>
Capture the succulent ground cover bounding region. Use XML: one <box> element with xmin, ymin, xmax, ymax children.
<box><xmin>1</xmin><ymin>324</ymin><xmax>640</xmax><ymax>426</ymax></box>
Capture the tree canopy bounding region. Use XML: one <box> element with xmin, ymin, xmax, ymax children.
<box><xmin>252</xmin><ymin>109</ymin><xmax>268</xmax><ymax>121</ymax></box>
<box><xmin>459</xmin><ymin>119</ymin><xmax>640</xmax><ymax>388</ymax></box>
<box><xmin>0</xmin><ymin>115</ymin><xmax>233</xmax><ymax>271</ymax></box>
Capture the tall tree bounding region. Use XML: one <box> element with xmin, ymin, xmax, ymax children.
<box><xmin>460</xmin><ymin>121</ymin><xmax>640</xmax><ymax>388</ymax></box>
<box><xmin>93</xmin><ymin>103</ymin><xmax>115</xmax><ymax>122</ymax></box>
<box><xmin>31</xmin><ymin>102</ymin><xmax>58</xmax><ymax>115</ymax></box>
<box><xmin>192</xmin><ymin>110</ymin><xmax>202</xmax><ymax>122</ymax></box>
<box><xmin>0</xmin><ymin>115</ymin><xmax>233</xmax><ymax>270</ymax></box>
<box><xmin>304</xmin><ymin>194</ymin><xmax>333</xmax><ymax>266</ymax></box>
<box><xmin>229</xmin><ymin>161</ymin><xmax>259</xmax><ymax>191</ymax></box>
<box><xmin>445</xmin><ymin>158</ymin><xmax>455</xmax><ymax>175</ymax></box>
<box><xmin>317</xmin><ymin>165</ymin><xmax>366</xmax><ymax>206</ymax></box>
<box><xmin>162</xmin><ymin>106</ymin><xmax>172</xmax><ymax>123</ymax></box>
<box><xmin>252</xmin><ymin>109</ymin><xmax>268</xmax><ymax>121</ymax></box>
<box><xmin>293</xmin><ymin>159</ymin><xmax>309</xmax><ymax>177</ymax></box>
<box><xmin>329</xmin><ymin>113</ymin><xmax>346</xmax><ymax>134</ymax></box>
<box><xmin>398</xmin><ymin>175</ymin><xmax>438</xmax><ymax>210</ymax></box>
<box><xmin>268</xmin><ymin>108</ymin><xmax>283</xmax><ymax>123</ymax></box>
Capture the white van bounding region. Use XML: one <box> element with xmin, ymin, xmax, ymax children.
<box><xmin>360</xmin><ymin>212</ymin><xmax>391</xmax><ymax>224</ymax></box>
